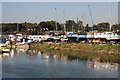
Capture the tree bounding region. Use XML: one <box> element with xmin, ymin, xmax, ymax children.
<box><xmin>96</xmin><ymin>22</ymin><xmax>110</xmax><ymax>32</ymax></box>
<box><xmin>91</xmin><ymin>25</ymin><xmax>97</xmax><ymax>31</ymax></box>
<box><xmin>85</xmin><ymin>24</ymin><xmax>89</xmax><ymax>30</ymax></box>
<box><xmin>2</xmin><ymin>23</ymin><xmax>17</xmax><ymax>34</ymax></box>
<box><xmin>111</xmin><ymin>24</ymin><xmax>120</xmax><ymax>31</ymax></box>
<box><xmin>39</xmin><ymin>21</ymin><xmax>57</xmax><ymax>31</ymax></box>
<box><xmin>66</xmin><ymin>20</ymin><xmax>76</xmax><ymax>32</ymax></box>
<box><xmin>77</xmin><ymin>21</ymin><xmax>83</xmax><ymax>30</ymax></box>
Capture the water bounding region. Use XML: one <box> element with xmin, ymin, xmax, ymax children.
<box><xmin>1</xmin><ymin>49</ymin><xmax>119</xmax><ymax>78</ymax></box>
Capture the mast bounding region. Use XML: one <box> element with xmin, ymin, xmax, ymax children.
<box><xmin>63</xmin><ymin>10</ymin><xmax>66</xmax><ymax>33</ymax></box>
<box><xmin>55</xmin><ymin>8</ymin><xmax>57</xmax><ymax>31</ymax></box>
<box><xmin>72</xmin><ymin>17</ymin><xmax>75</xmax><ymax>33</ymax></box>
<box><xmin>83</xmin><ymin>12</ymin><xmax>85</xmax><ymax>30</ymax></box>
<box><xmin>16</xmin><ymin>19</ymin><xmax>19</xmax><ymax>32</ymax></box>
<box><xmin>77</xmin><ymin>17</ymin><xmax>79</xmax><ymax>34</ymax></box>
<box><xmin>72</xmin><ymin>20</ymin><xmax>74</xmax><ymax>32</ymax></box>
<box><xmin>82</xmin><ymin>14</ymin><xmax>83</xmax><ymax>31</ymax></box>
<box><xmin>88</xmin><ymin>5</ymin><xmax>94</xmax><ymax>32</ymax></box>
<box><xmin>17</xmin><ymin>22</ymin><xmax>19</xmax><ymax>32</ymax></box>
<box><xmin>110</xmin><ymin>1</ymin><xmax>112</xmax><ymax>31</ymax></box>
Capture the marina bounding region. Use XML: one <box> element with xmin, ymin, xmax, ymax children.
<box><xmin>0</xmin><ymin>2</ymin><xmax>119</xmax><ymax>79</ymax></box>
<box><xmin>0</xmin><ymin>30</ymin><xmax>120</xmax><ymax>46</ymax></box>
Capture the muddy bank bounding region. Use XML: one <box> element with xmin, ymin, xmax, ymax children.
<box><xmin>30</xmin><ymin>43</ymin><xmax>120</xmax><ymax>63</ymax></box>
<box><xmin>7</xmin><ymin>44</ymin><xmax>29</xmax><ymax>49</ymax></box>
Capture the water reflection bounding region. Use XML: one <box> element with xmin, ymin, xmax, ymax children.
<box><xmin>2</xmin><ymin>49</ymin><xmax>118</xmax><ymax>78</ymax></box>
<box><xmin>87</xmin><ymin>59</ymin><xmax>118</xmax><ymax>70</ymax></box>
<box><xmin>2</xmin><ymin>49</ymin><xmax>117</xmax><ymax>71</ymax></box>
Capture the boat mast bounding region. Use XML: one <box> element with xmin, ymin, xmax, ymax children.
<box><xmin>63</xmin><ymin>10</ymin><xmax>66</xmax><ymax>33</ymax></box>
<box><xmin>17</xmin><ymin>22</ymin><xmax>19</xmax><ymax>32</ymax></box>
<box><xmin>88</xmin><ymin>5</ymin><xmax>94</xmax><ymax>32</ymax></box>
<box><xmin>55</xmin><ymin>8</ymin><xmax>57</xmax><ymax>31</ymax></box>
<box><xmin>81</xmin><ymin>14</ymin><xmax>83</xmax><ymax>31</ymax></box>
<box><xmin>77</xmin><ymin>17</ymin><xmax>79</xmax><ymax>34</ymax></box>
<box><xmin>110</xmin><ymin>1</ymin><xmax>112</xmax><ymax>31</ymax></box>
<box><xmin>72</xmin><ymin>19</ymin><xmax>74</xmax><ymax>32</ymax></box>
<box><xmin>83</xmin><ymin>12</ymin><xmax>85</xmax><ymax>31</ymax></box>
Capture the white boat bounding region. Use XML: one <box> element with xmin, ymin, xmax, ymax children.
<box><xmin>27</xmin><ymin>35</ymin><xmax>46</xmax><ymax>41</ymax></box>
<box><xmin>16</xmin><ymin>42</ymin><xmax>27</xmax><ymax>45</ymax></box>
<box><xmin>106</xmin><ymin>32</ymin><xmax>120</xmax><ymax>41</ymax></box>
<box><xmin>0</xmin><ymin>44</ymin><xmax>10</xmax><ymax>53</ymax></box>
<box><xmin>87</xmin><ymin>33</ymin><xmax>94</xmax><ymax>39</ymax></box>
<box><xmin>3</xmin><ymin>53</ymin><xmax>10</xmax><ymax>56</ymax></box>
<box><xmin>16</xmin><ymin>33</ymin><xmax>24</xmax><ymax>41</ymax></box>
<box><xmin>8</xmin><ymin>34</ymin><xmax>15</xmax><ymax>41</ymax></box>
<box><xmin>94</xmin><ymin>32</ymin><xmax>108</xmax><ymax>39</ymax></box>
<box><xmin>16</xmin><ymin>39</ymin><xmax>28</xmax><ymax>45</ymax></box>
<box><xmin>94</xmin><ymin>32</ymin><xmax>120</xmax><ymax>40</ymax></box>
<box><xmin>93</xmin><ymin>32</ymin><xmax>120</xmax><ymax>43</ymax></box>
<box><xmin>5</xmin><ymin>40</ymin><xmax>10</xmax><ymax>44</ymax></box>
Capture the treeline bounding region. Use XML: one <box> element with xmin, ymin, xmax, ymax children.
<box><xmin>1</xmin><ymin>20</ymin><xmax>120</xmax><ymax>34</ymax></box>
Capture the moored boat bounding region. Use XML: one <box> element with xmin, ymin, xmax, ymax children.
<box><xmin>93</xmin><ymin>32</ymin><xmax>120</xmax><ymax>43</ymax></box>
<box><xmin>0</xmin><ymin>44</ymin><xmax>10</xmax><ymax>53</ymax></box>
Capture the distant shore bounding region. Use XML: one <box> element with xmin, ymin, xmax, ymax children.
<box><xmin>29</xmin><ymin>43</ymin><xmax>119</xmax><ymax>63</ymax></box>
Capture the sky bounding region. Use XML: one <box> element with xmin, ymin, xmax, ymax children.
<box><xmin>2</xmin><ymin>2</ymin><xmax>118</xmax><ymax>26</ymax></box>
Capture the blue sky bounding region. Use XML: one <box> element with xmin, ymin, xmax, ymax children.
<box><xmin>2</xmin><ymin>2</ymin><xmax>118</xmax><ymax>26</ymax></box>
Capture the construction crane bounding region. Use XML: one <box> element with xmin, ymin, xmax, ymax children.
<box><xmin>88</xmin><ymin>5</ymin><xmax>94</xmax><ymax>31</ymax></box>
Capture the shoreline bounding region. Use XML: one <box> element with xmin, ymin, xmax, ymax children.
<box><xmin>6</xmin><ymin>44</ymin><xmax>29</xmax><ymax>49</ymax></box>
<box><xmin>6</xmin><ymin>43</ymin><xmax>119</xmax><ymax>63</ymax></box>
<box><xmin>29</xmin><ymin>43</ymin><xmax>119</xmax><ymax>63</ymax></box>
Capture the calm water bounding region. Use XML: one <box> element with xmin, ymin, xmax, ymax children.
<box><xmin>1</xmin><ymin>49</ymin><xmax>119</xmax><ymax>78</ymax></box>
